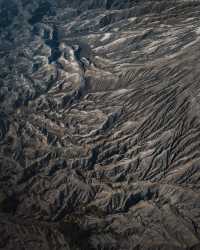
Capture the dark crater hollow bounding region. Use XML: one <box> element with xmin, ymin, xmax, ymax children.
<box><xmin>45</xmin><ymin>27</ymin><xmax>61</xmax><ymax>63</ymax></box>
<box><xmin>0</xmin><ymin>1</ymin><xmax>18</xmax><ymax>29</ymax></box>
<box><xmin>28</xmin><ymin>2</ymin><xmax>55</xmax><ymax>25</ymax></box>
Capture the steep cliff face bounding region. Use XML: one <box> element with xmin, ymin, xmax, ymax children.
<box><xmin>1</xmin><ymin>1</ymin><xmax>200</xmax><ymax>249</ymax></box>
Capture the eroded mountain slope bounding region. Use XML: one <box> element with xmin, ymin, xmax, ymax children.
<box><xmin>1</xmin><ymin>0</ymin><xmax>200</xmax><ymax>249</ymax></box>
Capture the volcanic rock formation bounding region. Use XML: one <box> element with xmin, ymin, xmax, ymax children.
<box><xmin>1</xmin><ymin>0</ymin><xmax>200</xmax><ymax>249</ymax></box>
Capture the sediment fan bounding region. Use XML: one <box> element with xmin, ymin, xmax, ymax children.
<box><xmin>0</xmin><ymin>0</ymin><xmax>200</xmax><ymax>249</ymax></box>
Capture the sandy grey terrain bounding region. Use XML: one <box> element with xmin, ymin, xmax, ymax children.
<box><xmin>0</xmin><ymin>0</ymin><xmax>200</xmax><ymax>249</ymax></box>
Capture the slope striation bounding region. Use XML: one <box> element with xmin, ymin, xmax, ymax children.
<box><xmin>0</xmin><ymin>0</ymin><xmax>200</xmax><ymax>249</ymax></box>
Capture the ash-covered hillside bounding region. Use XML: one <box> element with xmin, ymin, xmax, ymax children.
<box><xmin>1</xmin><ymin>0</ymin><xmax>200</xmax><ymax>249</ymax></box>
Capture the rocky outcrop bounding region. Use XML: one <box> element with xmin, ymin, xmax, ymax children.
<box><xmin>1</xmin><ymin>0</ymin><xmax>200</xmax><ymax>249</ymax></box>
